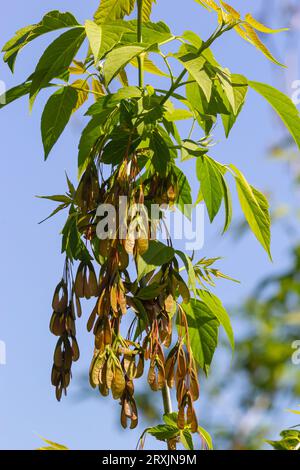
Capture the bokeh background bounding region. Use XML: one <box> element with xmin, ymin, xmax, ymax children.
<box><xmin>0</xmin><ymin>0</ymin><xmax>300</xmax><ymax>450</ymax></box>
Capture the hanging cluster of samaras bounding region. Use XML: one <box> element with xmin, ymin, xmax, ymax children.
<box><xmin>50</xmin><ymin>157</ymin><xmax>199</xmax><ymax>434</ymax></box>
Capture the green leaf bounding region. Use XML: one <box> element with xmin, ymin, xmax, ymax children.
<box><xmin>131</xmin><ymin>297</ymin><xmax>149</xmax><ymax>340</ymax></box>
<box><xmin>108</xmin><ymin>86</ymin><xmax>143</xmax><ymax>104</ymax></box>
<box><xmin>163</xmin><ymin>412</ymin><xmax>178</xmax><ymax>426</ymax></box>
<box><xmin>196</xmin><ymin>155</ymin><xmax>224</xmax><ymax>222</ymax></box>
<box><xmin>131</xmin><ymin>55</ymin><xmax>168</xmax><ymax>77</ymax></box>
<box><xmin>123</xmin><ymin>21</ymin><xmax>172</xmax><ymax>46</ymax></box>
<box><xmin>41</xmin><ymin>86</ymin><xmax>78</xmax><ymax>159</ymax></box>
<box><xmin>0</xmin><ymin>82</ymin><xmax>31</xmax><ymax>109</ymax></box>
<box><xmin>164</xmin><ymin>108</ymin><xmax>193</xmax><ymax>122</ymax></box>
<box><xmin>78</xmin><ymin>112</ymin><xmax>111</xmax><ymax>177</ymax></box>
<box><xmin>182</xmin><ymin>30</ymin><xmax>203</xmax><ymax>49</ymax></box>
<box><xmin>100</xmin><ymin>21</ymin><xmax>135</xmax><ymax>60</ymax></box>
<box><xmin>85</xmin><ymin>20</ymin><xmax>102</xmax><ymax>62</ymax></box>
<box><xmin>221</xmin><ymin>74</ymin><xmax>248</xmax><ymax>137</ymax></box>
<box><xmin>0</xmin><ymin>82</ymin><xmax>55</xmax><ymax>110</ymax></box>
<box><xmin>65</xmin><ymin>173</ymin><xmax>76</xmax><ymax>196</ymax></box>
<box><xmin>217</xmin><ymin>68</ymin><xmax>236</xmax><ymax>113</ymax></box>
<box><xmin>86</xmin><ymin>20</ymin><xmax>135</xmax><ymax>64</ymax></box>
<box><xmin>182</xmin><ymin>299</ymin><xmax>219</xmax><ymax>374</ymax></box>
<box><xmin>101</xmin><ymin>134</ymin><xmax>130</xmax><ymax>165</ymax></box>
<box><xmin>38</xmin><ymin>203</ymin><xmax>68</xmax><ymax>225</ymax></box>
<box><xmin>176</xmin><ymin>250</ymin><xmax>197</xmax><ymax>295</ymax></box>
<box><xmin>198</xmin><ymin>289</ymin><xmax>234</xmax><ymax>351</ymax></box>
<box><xmin>62</xmin><ymin>213</ymin><xmax>90</xmax><ymax>261</ymax></box>
<box><xmin>137</xmin><ymin>283</ymin><xmax>167</xmax><ymax>300</ymax></box>
<box><xmin>137</xmin><ymin>240</ymin><xmax>175</xmax><ymax>280</ymax></box>
<box><xmin>185</xmin><ymin>80</ymin><xmax>214</xmax><ymax>135</ymax></box>
<box><xmin>175</xmin><ymin>46</ymin><xmax>212</xmax><ymax>101</ymax></box>
<box><xmin>30</xmin><ymin>27</ymin><xmax>86</xmax><ymax>105</ymax></box>
<box><xmin>150</xmin><ymin>129</ymin><xmax>171</xmax><ymax>176</ymax></box>
<box><xmin>221</xmin><ymin>175</ymin><xmax>232</xmax><ymax>234</ymax></box>
<box><xmin>198</xmin><ymin>426</ymin><xmax>213</xmax><ymax>450</ymax></box>
<box><xmin>146</xmin><ymin>424</ymin><xmax>179</xmax><ymax>441</ymax></box>
<box><xmin>2</xmin><ymin>10</ymin><xmax>79</xmax><ymax>72</ymax></box>
<box><xmin>104</xmin><ymin>45</ymin><xmax>146</xmax><ymax>85</ymax></box>
<box><xmin>94</xmin><ymin>0</ymin><xmax>135</xmax><ymax>24</ymax></box>
<box><xmin>249</xmin><ymin>80</ymin><xmax>300</xmax><ymax>150</ymax></box>
<box><xmin>37</xmin><ymin>194</ymin><xmax>72</xmax><ymax>204</ymax></box>
<box><xmin>180</xmin><ymin>430</ymin><xmax>194</xmax><ymax>450</ymax></box>
<box><xmin>173</xmin><ymin>166</ymin><xmax>193</xmax><ymax>219</ymax></box>
<box><xmin>86</xmin><ymin>87</ymin><xmax>142</xmax><ymax>116</ymax></box>
<box><xmin>231</xmin><ymin>165</ymin><xmax>272</xmax><ymax>258</ymax></box>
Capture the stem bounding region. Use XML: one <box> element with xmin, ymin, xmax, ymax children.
<box><xmin>160</xmin><ymin>24</ymin><xmax>228</xmax><ymax>106</ymax></box>
<box><xmin>162</xmin><ymin>385</ymin><xmax>175</xmax><ymax>450</ymax></box>
<box><xmin>137</xmin><ymin>0</ymin><xmax>144</xmax><ymax>87</ymax></box>
<box><xmin>161</xmin><ymin>54</ymin><xmax>175</xmax><ymax>85</ymax></box>
<box><xmin>162</xmin><ymin>384</ymin><xmax>173</xmax><ymax>414</ymax></box>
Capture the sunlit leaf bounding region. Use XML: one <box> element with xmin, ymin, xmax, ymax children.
<box><xmin>71</xmin><ymin>79</ymin><xmax>90</xmax><ymax>112</ymax></box>
<box><xmin>104</xmin><ymin>45</ymin><xmax>146</xmax><ymax>85</ymax></box>
<box><xmin>41</xmin><ymin>86</ymin><xmax>78</xmax><ymax>159</ymax></box>
<box><xmin>245</xmin><ymin>13</ymin><xmax>288</xmax><ymax>34</ymax></box>
<box><xmin>94</xmin><ymin>0</ymin><xmax>135</xmax><ymax>24</ymax></box>
<box><xmin>182</xmin><ymin>299</ymin><xmax>219</xmax><ymax>374</ymax></box>
<box><xmin>196</xmin><ymin>155</ymin><xmax>224</xmax><ymax>222</ymax></box>
<box><xmin>198</xmin><ymin>289</ymin><xmax>234</xmax><ymax>351</ymax></box>
<box><xmin>142</xmin><ymin>0</ymin><xmax>157</xmax><ymax>22</ymax></box>
<box><xmin>231</xmin><ymin>164</ymin><xmax>271</xmax><ymax>258</ymax></box>
<box><xmin>249</xmin><ymin>81</ymin><xmax>300</xmax><ymax>151</ymax></box>
<box><xmin>137</xmin><ymin>241</ymin><xmax>175</xmax><ymax>280</ymax></box>
<box><xmin>2</xmin><ymin>10</ymin><xmax>79</xmax><ymax>71</ymax></box>
<box><xmin>30</xmin><ymin>27</ymin><xmax>86</xmax><ymax>105</ymax></box>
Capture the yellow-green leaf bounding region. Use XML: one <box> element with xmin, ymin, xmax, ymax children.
<box><xmin>85</xmin><ymin>20</ymin><xmax>102</xmax><ymax>62</ymax></box>
<box><xmin>249</xmin><ymin>81</ymin><xmax>300</xmax><ymax>151</ymax></box>
<box><xmin>30</xmin><ymin>27</ymin><xmax>86</xmax><ymax>106</ymax></box>
<box><xmin>198</xmin><ymin>426</ymin><xmax>213</xmax><ymax>450</ymax></box>
<box><xmin>142</xmin><ymin>0</ymin><xmax>157</xmax><ymax>22</ymax></box>
<box><xmin>71</xmin><ymin>79</ymin><xmax>90</xmax><ymax>112</ymax></box>
<box><xmin>131</xmin><ymin>55</ymin><xmax>168</xmax><ymax>77</ymax></box>
<box><xmin>231</xmin><ymin>165</ymin><xmax>272</xmax><ymax>259</ymax></box>
<box><xmin>220</xmin><ymin>1</ymin><xmax>240</xmax><ymax>20</ymax></box>
<box><xmin>194</xmin><ymin>0</ymin><xmax>220</xmax><ymax>12</ymax></box>
<box><xmin>37</xmin><ymin>437</ymin><xmax>68</xmax><ymax>450</ymax></box>
<box><xmin>104</xmin><ymin>45</ymin><xmax>146</xmax><ymax>85</ymax></box>
<box><xmin>94</xmin><ymin>0</ymin><xmax>135</xmax><ymax>24</ymax></box>
<box><xmin>92</xmin><ymin>79</ymin><xmax>105</xmax><ymax>100</ymax></box>
<box><xmin>182</xmin><ymin>299</ymin><xmax>219</xmax><ymax>375</ymax></box>
<box><xmin>69</xmin><ymin>60</ymin><xmax>86</xmax><ymax>75</ymax></box>
<box><xmin>243</xmin><ymin>24</ymin><xmax>284</xmax><ymax>66</ymax></box>
<box><xmin>198</xmin><ymin>289</ymin><xmax>234</xmax><ymax>351</ymax></box>
<box><xmin>245</xmin><ymin>13</ymin><xmax>288</xmax><ymax>34</ymax></box>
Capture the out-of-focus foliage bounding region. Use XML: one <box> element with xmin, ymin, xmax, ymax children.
<box><xmin>267</xmin><ymin>407</ymin><xmax>300</xmax><ymax>450</ymax></box>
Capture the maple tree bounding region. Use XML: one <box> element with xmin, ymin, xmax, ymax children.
<box><xmin>2</xmin><ymin>0</ymin><xmax>300</xmax><ymax>450</ymax></box>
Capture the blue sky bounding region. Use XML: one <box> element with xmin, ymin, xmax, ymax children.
<box><xmin>0</xmin><ymin>0</ymin><xmax>299</xmax><ymax>450</ymax></box>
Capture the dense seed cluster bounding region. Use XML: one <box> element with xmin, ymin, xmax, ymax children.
<box><xmin>49</xmin><ymin>159</ymin><xmax>200</xmax><ymax>433</ymax></box>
